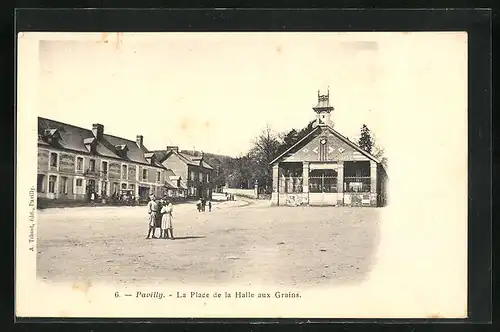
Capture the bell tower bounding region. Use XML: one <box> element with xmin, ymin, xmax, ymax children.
<box><xmin>313</xmin><ymin>88</ymin><xmax>334</xmax><ymax>127</ymax></box>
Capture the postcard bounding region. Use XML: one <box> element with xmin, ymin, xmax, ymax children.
<box><xmin>16</xmin><ymin>31</ymin><xmax>468</xmax><ymax>318</ymax></box>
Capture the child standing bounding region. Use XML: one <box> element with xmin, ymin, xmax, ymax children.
<box><xmin>146</xmin><ymin>194</ymin><xmax>160</xmax><ymax>239</ymax></box>
<box><xmin>161</xmin><ymin>200</ymin><xmax>174</xmax><ymax>239</ymax></box>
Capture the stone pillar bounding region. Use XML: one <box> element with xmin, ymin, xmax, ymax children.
<box><xmin>302</xmin><ymin>162</ymin><xmax>309</xmax><ymax>205</ymax></box>
<box><xmin>271</xmin><ymin>164</ymin><xmax>279</xmax><ymax>205</ymax></box>
<box><xmin>337</xmin><ymin>162</ymin><xmax>344</xmax><ymax>206</ymax></box>
<box><xmin>370</xmin><ymin>161</ymin><xmax>378</xmax><ymax>207</ymax></box>
<box><xmin>254</xmin><ymin>180</ymin><xmax>258</xmax><ymax>199</ymax></box>
<box><xmin>302</xmin><ymin>162</ymin><xmax>309</xmax><ymax>193</ymax></box>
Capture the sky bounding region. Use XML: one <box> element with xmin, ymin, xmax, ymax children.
<box><xmin>35</xmin><ymin>32</ymin><xmax>466</xmax><ymax>159</ymax></box>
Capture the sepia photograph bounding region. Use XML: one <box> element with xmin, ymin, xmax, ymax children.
<box><xmin>16</xmin><ymin>31</ymin><xmax>468</xmax><ymax>318</ymax></box>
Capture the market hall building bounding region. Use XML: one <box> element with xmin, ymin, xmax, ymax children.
<box><xmin>269</xmin><ymin>91</ymin><xmax>388</xmax><ymax>207</ymax></box>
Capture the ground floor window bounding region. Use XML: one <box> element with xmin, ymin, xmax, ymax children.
<box><xmin>112</xmin><ymin>182</ymin><xmax>119</xmax><ymax>195</ymax></box>
<box><xmin>138</xmin><ymin>186</ymin><xmax>150</xmax><ymax>200</ymax></box>
<box><xmin>60</xmin><ymin>176</ymin><xmax>68</xmax><ymax>194</ymax></box>
<box><xmin>76</xmin><ymin>178</ymin><xmax>83</xmax><ymax>187</ymax></box>
<box><xmin>101</xmin><ymin>181</ymin><xmax>108</xmax><ymax>196</ymax></box>
<box><xmin>121</xmin><ymin>183</ymin><xmax>127</xmax><ymax>190</ymax></box>
<box><xmin>309</xmin><ymin>169</ymin><xmax>338</xmax><ymax>193</ymax></box>
<box><xmin>48</xmin><ymin>175</ymin><xmax>57</xmax><ymax>193</ymax></box>
<box><xmin>87</xmin><ymin>179</ymin><xmax>96</xmax><ymax>192</ymax></box>
<box><xmin>37</xmin><ymin>174</ymin><xmax>45</xmax><ymax>193</ymax></box>
<box><xmin>188</xmin><ymin>186</ymin><xmax>197</xmax><ymax>197</ymax></box>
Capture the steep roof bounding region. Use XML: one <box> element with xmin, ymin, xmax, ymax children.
<box><xmin>180</xmin><ymin>152</ymin><xmax>214</xmax><ymax>170</ymax></box>
<box><xmin>164</xmin><ymin>179</ymin><xmax>178</xmax><ymax>189</ymax></box>
<box><xmin>151</xmin><ymin>149</ymin><xmax>214</xmax><ymax>170</ymax></box>
<box><xmin>38</xmin><ymin>117</ymin><xmax>165</xmax><ymax>168</ymax></box>
<box><xmin>270</xmin><ymin>122</ymin><xmax>382</xmax><ymax>166</ymax></box>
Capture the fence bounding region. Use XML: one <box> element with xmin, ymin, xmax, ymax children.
<box><xmin>344</xmin><ymin>176</ymin><xmax>371</xmax><ymax>193</ymax></box>
<box><xmin>308</xmin><ymin>176</ymin><xmax>338</xmax><ymax>193</ymax></box>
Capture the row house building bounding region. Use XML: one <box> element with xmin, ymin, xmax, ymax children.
<box><xmin>37</xmin><ymin>117</ymin><xmax>213</xmax><ymax>203</ymax></box>
<box><xmin>150</xmin><ymin>147</ymin><xmax>214</xmax><ymax>199</ymax></box>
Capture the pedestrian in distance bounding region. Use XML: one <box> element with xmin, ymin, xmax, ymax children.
<box><xmin>196</xmin><ymin>198</ymin><xmax>202</xmax><ymax>212</ymax></box>
<box><xmin>146</xmin><ymin>194</ymin><xmax>160</xmax><ymax>239</ymax></box>
<box><xmin>208</xmin><ymin>199</ymin><xmax>212</xmax><ymax>212</ymax></box>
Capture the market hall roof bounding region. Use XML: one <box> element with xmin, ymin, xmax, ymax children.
<box><xmin>269</xmin><ymin>123</ymin><xmax>383</xmax><ymax>166</ymax></box>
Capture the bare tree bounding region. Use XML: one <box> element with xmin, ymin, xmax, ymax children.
<box><xmin>371</xmin><ymin>134</ymin><xmax>388</xmax><ymax>168</ymax></box>
<box><xmin>247</xmin><ymin>124</ymin><xmax>282</xmax><ymax>192</ymax></box>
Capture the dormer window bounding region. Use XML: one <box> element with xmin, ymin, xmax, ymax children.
<box><xmin>41</xmin><ymin>128</ymin><xmax>61</xmax><ymax>145</ymax></box>
<box><xmin>144</xmin><ymin>152</ymin><xmax>155</xmax><ymax>165</ymax></box>
<box><xmin>84</xmin><ymin>137</ymin><xmax>97</xmax><ymax>153</ymax></box>
<box><xmin>115</xmin><ymin>144</ymin><xmax>129</xmax><ymax>158</ymax></box>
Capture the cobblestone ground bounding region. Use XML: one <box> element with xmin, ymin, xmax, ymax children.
<box><xmin>37</xmin><ymin>199</ymin><xmax>382</xmax><ymax>287</ymax></box>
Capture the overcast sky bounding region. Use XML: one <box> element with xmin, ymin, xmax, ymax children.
<box><xmin>36</xmin><ymin>32</ymin><xmax>466</xmax><ymax>159</ymax></box>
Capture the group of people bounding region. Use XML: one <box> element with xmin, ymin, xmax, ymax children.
<box><xmin>196</xmin><ymin>197</ymin><xmax>212</xmax><ymax>212</ymax></box>
<box><xmin>146</xmin><ymin>194</ymin><xmax>174</xmax><ymax>240</ymax></box>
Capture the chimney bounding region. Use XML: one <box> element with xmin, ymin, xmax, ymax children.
<box><xmin>136</xmin><ymin>135</ymin><xmax>144</xmax><ymax>148</ymax></box>
<box><xmin>92</xmin><ymin>124</ymin><xmax>104</xmax><ymax>139</ymax></box>
<box><xmin>166</xmin><ymin>146</ymin><xmax>179</xmax><ymax>153</ymax></box>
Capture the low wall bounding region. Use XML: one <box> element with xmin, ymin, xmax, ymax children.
<box><xmin>223</xmin><ymin>188</ymin><xmax>257</xmax><ymax>199</ymax></box>
<box><xmin>271</xmin><ymin>192</ymin><xmax>379</xmax><ymax>207</ymax></box>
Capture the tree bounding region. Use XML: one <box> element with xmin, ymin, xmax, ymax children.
<box><xmin>200</xmin><ymin>153</ymin><xmax>233</xmax><ymax>192</ymax></box>
<box><xmin>371</xmin><ymin>135</ymin><xmax>388</xmax><ymax>169</ymax></box>
<box><xmin>358</xmin><ymin>124</ymin><xmax>374</xmax><ymax>154</ymax></box>
<box><xmin>276</xmin><ymin>119</ymin><xmax>316</xmax><ymax>156</ymax></box>
<box><xmin>247</xmin><ymin>124</ymin><xmax>282</xmax><ymax>192</ymax></box>
<box><xmin>357</xmin><ymin>125</ymin><xmax>388</xmax><ymax>168</ymax></box>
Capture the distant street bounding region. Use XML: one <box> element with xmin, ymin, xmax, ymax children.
<box><xmin>37</xmin><ymin>198</ymin><xmax>382</xmax><ymax>287</ymax></box>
